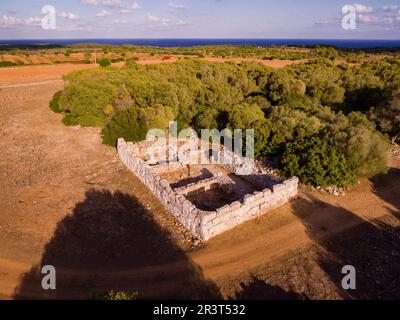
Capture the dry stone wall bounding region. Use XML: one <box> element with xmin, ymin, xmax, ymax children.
<box><xmin>117</xmin><ymin>138</ymin><xmax>299</xmax><ymax>241</ymax></box>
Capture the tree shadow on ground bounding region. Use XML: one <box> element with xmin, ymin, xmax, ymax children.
<box><xmin>370</xmin><ymin>168</ymin><xmax>400</xmax><ymax>220</ymax></box>
<box><xmin>13</xmin><ymin>189</ymin><xmax>221</xmax><ymax>300</ymax></box>
<box><xmin>291</xmin><ymin>195</ymin><xmax>400</xmax><ymax>300</ymax></box>
<box><xmin>231</xmin><ymin>277</ymin><xmax>308</xmax><ymax>300</ymax></box>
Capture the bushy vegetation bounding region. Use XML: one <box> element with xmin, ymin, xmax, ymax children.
<box><xmin>53</xmin><ymin>57</ymin><xmax>397</xmax><ymax>187</ymax></box>
<box><xmin>102</xmin><ymin>107</ymin><xmax>148</xmax><ymax>146</ymax></box>
<box><xmin>281</xmin><ymin>134</ymin><xmax>356</xmax><ymax>187</ymax></box>
<box><xmin>49</xmin><ymin>91</ymin><xmax>62</xmax><ymax>113</ymax></box>
<box><xmin>0</xmin><ymin>61</ymin><xmax>18</xmax><ymax>67</ymax></box>
<box><xmin>99</xmin><ymin>57</ymin><xmax>111</xmax><ymax>67</ymax></box>
<box><xmin>91</xmin><ymin>290</ymin><xmax>139</xmax><ymax>300</ymax></box>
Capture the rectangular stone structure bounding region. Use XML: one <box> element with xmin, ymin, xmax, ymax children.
<box><xmin>117</xmin><ymin>138</ymin><xmax>298</xmax><ymax>241</ymax></box>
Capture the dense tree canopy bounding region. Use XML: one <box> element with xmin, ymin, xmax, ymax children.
<box><xmin>52</xmin><ymin>57</ymin><xmax>397</xmax><ymax>187</ymax></box>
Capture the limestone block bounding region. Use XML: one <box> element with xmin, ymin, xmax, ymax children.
<box><xmin>244</xmin><ymin>194</ymin><xmax>255</xmax><ymax>205</ymax></box>
<box><xmin>248</xmin><ymin>206</ymin><xmax>259</xmax><ymax>217</ymax></box>
<box><xmin>201</xmin><ymin>211</ymin><xmax>217</xmax><ymax>225</ymax></box>
<box><xmin>229</xmin><ymin>201</ymin><xmax>241</xmax><ymax>211</ymax></box>
<box><xmin>216</xmin><ymin>205</ymin><xmax>230</xmax><ymax>216</ymax></box>
<box><xmin>197</xmin><ymin>228</ymin><xmax>209</xmax><ymax>241</ymax></box>
<box><xmin>212</xmin><ymin>213</ymin><xmax>230</xmax><ymax>226</ymax></box>
<box><xmin>273</xmin><ymin>183</ymin><xmax>287</xmax><ymax>194</ymax></box>
<box><xmin>260</xmin><ymin>202</ymin><xmax>271</xmax><ymax>210</ymax></box>
<box><xmin>183</xmin><ymin>201</ymin><xmax>195</xmax><ymax>215</ymax></box>
<box><xmin>254</xmin><ymin>191</ymin><xmax>263</xmax><ymax>201</ymax></box>
<box><xmin>223</xmin><ymin>217</ymin><xmax>237</xmax><ymax>230</ymax></box>
<box><xmin>263</xmin><ymin>188</ymin><xmax>272</xmax><ymax>198</ymax></box>
<box><xmin>229</xmin><ymin>208</ymin><xmax>243</xmax><ymax>221</ymax></box>
<box><xmin>208</xmin><ymin>223</ymin><xmax>225</xmax><ymax>237</ymax></box>
<box><xmin>251</xmin><ymin>198</ymin><xmax>262</xmax><ymax>209</ymax></box>
<box><xmin>160</xmin><ymin>179</ymin><xmax>169</xmax><ymax>190</ymax></box>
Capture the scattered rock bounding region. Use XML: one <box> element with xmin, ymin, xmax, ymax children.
<box><xmin>326</xmin><ymin>185</ymin><xmax>346</xmax><ymax>197</ymax></box>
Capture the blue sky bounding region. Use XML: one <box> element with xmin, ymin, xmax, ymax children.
<box><xmin>0</xmin><ymin>0</ymin><xmax>399</xmax><ymax>39</ymax></box>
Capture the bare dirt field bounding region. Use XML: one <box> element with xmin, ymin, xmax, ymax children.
<box><xmin>0</xmin><ymin>64</ymin><xmax>399</xmax><ymax>300</ymax></box>
<box><xmin>0</xmin><ymin>64</ymin><xmax>96</xmax><ymax>86</ymax></box>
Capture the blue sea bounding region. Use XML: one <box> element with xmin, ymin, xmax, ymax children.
<box><xmin>0</xmin><ymin>39</ymin><xmax>400</xmax><ymax>49</ymax></box>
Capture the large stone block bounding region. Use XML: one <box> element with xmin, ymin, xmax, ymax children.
<box><xmin>160</xmin><ymin>179</ymin><xmax>170</xmax><ymax>190</ymax></box>
<box><xmin>273</xmin><ymin>183</ymin><xmax>287</xmax><ymax>194</ymax></box>
<box><xmin>254</xmin><ymin>191</ymin><xmax>263</xmax><ymax>201</ymax></box>
<box><xmin>244</xmin><ymin>194</ymin><xmax>255</xmax><ymax>205</ymax></box>
<box><xmin>263</xmin><ymin>188</ymin><xmax>272</xmax><ymax>198</ymax></box>
<box><xmin>183</xmin><ymin>201</ymin><xmax>196</xmax><ymax>215</ymax></box>
<box><xmin>201</xmin><ymin>211</ymin><xmax>217</xmax><ymax>226</ymax></box>
<box><xmin>216</xmin><ymin>205</ymin><xmax>230</xmax><ymax>216</ymax></box>
<box><xmin>212</xmin><ymin>213</ymin><xmax>230</xmax><ymax>226</ymax></box>
<box><xmin>229</xmin><ymin>201</ymin><xmax>241</xmax><ymax>211</ymax></box>
<box><xmin>245</xmin><ymin>206</ymin><xmax>259</xmax><ymax>218</ymax></box>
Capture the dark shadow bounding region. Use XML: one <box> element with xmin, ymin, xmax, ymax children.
<box><xmin>170</xmin><ymin>168</ymin><xmax>214</xmax><ymax>189</ymax></box>
<box><xmin>291</xmin><ymin>195</ymin><xmax>400</xmax><ymax>300</ymax></box>
<box><xmin>186</xmin><ymin>172</ymin><xmax>283</xmax><ymax>211</ymax></box>
<box><xmin>186</xmin><ymin>186</ymin><xmax>245</xmax><ymax>211</ymax></box>
<box><xmin>343</xmin><ymin>87</ymin><xmax>389</xmax><ymax>113</ymax></box>
<box><xmin>230</xmin><ymin>173</ymin><xmax>283</xmax><ymax>191</ymax></box>
<box><xmin>13</xmin><ymin>189</ymin><xmax>221</xmax><ymax>300</ymax></box>
<box><xmin>370</xmin><ymin>168</ymin><xmax>400</xmax><ymax>220</ymax></box>
<box><xmin>232</xmin><ymin>277</ymin><xmax>308</xmax><ymax>300</ymax></box>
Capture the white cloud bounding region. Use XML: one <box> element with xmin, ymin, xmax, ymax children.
<box><xmin>114</xmin><ymin>19</ymin><xmax>128</xmax><ymax>24</ymax></box>
<box><xmin>24</xmin><ymin>17</ymin><xmax>42</xmax><ymax>26</ymax></box>
<box><xmin>119</xmin><ymin>2</ymin><xmax>140</xmax><ymax>13</ymax></box>
<box><xmin>161</xmin><ymin>18</ymin><xmax>171</xmax><ymax>27</ymax></box>
<box><xmin>0</xmin><ymin>15</ymin><xmax>21</xmax><ymax>26</ymax></box>
<box><xmin>381</xmin><ymin>5</ymin><xmax>399</xmax><ymax>11</ymax></box>
<box><xmin>169</xmin><ymin>2</ymin><xmax>189</xmax><ymax>10</ymax></box>
<box><xmin>0</xmin><ymin>15</ymin><xmax>41</xmax><ymax>27</ymax></box>
<box><xmin>313</xmin><ymin>19</ymin><xmax>336</xmax><ymax>28</ymax></box>
<box><xmin>147</xmin><ymin>13</ymin><xmax>159</xmax><ymax>22</ymax></box>
<box><xmin>81</xmin><ymin>0</ymin><xmax>122</xmax><ymax>7</ymax></box>
<box><xmin>82</xmin><ymin>0</ymin><xmax>140</xmax><ymax>14</ymax></box>
<box><xmin>96</xmin><ymin>9</ymin><xmax>112</xmax><ymax>17</ymax></box>
<box><xmin>57</xmin><ymin>22</ymin><xmax>94</xmax><ymax>32</ymax></box>
<box><xmin>59</xmin><ymin>12</ymin><xmax>79</xmax><ymax>20</ymax></box>
<box><xmin>358</xmin><ymin>14</ymin><xmax>379</xmax><ymax>23</ymax></box>
<box><xmin>177</xmin><ymin>19</ymin><xmax>192</xmax><ymax>26</ymax></box>
<box><xmin>354</xmin><ymin>3</ymin><xmax>374</xmax><ymax>13</ymax></box>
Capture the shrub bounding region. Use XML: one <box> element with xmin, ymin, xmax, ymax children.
<box><xmin>0</xmin><ymin>61</ymin><xmax>17</xmax><ymax>67</ymax></box>
<box><xmin>62</xmin><ymin>114</ymin><xmax>80</xmax><ymax>126</ymax></box>
<box><xmin>125</xmin><ymin>57</ymin><xmax>139</xmax><ymax>67</ymax></box>
<box><xmin>99</xmin><ymin>58</ymin><xmax>111</xmax><ymax>67</ymax></box>
<box><xmin>91</xmin><ymin>291</ymin><xmax>139</xmax><ymax>300</ymax></box>
<box><xmin>101</xmin><ymin>107</ymin><xmax>148</xmax><ymax>146</ymax></box>
<box><xmin>281</xmin><ymin>135</ymin><xmax>356</xmax><ymax>187</ymax></box>
<box><xmin>49</xmin><ymin>91</ymin><xmax>62</xmax><ymax>113</ymax></box>
<box><xmin>79</xmin><ymin>114</ymin><xmax>106</xmax><ymax>127</ymax></box>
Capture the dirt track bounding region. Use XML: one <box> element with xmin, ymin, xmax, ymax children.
<box><xmin>0</xmin><ymin>64</ymin><xmax>399</xmax><ymax>300</ymax></box>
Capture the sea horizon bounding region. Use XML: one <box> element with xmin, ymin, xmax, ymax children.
<box><xmin>1</xmin><ymin>38</ymin><xmax>400</xmax><ymax>49</ymax></box>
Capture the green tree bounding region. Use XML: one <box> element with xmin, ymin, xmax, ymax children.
<box><xmin>369</xmin><ymin>90</ymin><xmax>400</xmax><ymax>144</ymax></box>
<box><xmin>49</xmin><ymin>91</ymin><xmax>62</xmax><ymax>113</ymax></box>
<box><xmin>99</xmin><ymin>57</ymin><xmax>111</xmax><ymax>67</ymax></box>
<box><xmin>281</xmin><ymin>135</ymin><xmax>356</xmax><ymax>187</ymax></box>
<box><xmin>101</xmin><ymin>107</ymin><xmax>148</xmax><ymax>146</ymax></box>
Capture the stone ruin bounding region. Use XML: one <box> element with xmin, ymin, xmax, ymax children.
<box><xmin>117</xmin><ymin>136</ymin><xmax>298</xmax><ymax>241</ymax></box>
